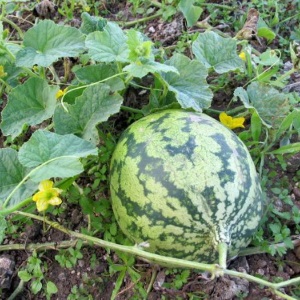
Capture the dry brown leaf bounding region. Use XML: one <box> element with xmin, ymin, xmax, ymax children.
<box><xmin>236</xmin><ymin>8</ymin><xmax>259</xmax><ymax>40</ymax></box>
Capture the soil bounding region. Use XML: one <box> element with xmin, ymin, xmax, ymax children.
<box><xmin>1</xmin><ymin>1</ymin><xmax>300</xmax><ymax>299</ymax></box>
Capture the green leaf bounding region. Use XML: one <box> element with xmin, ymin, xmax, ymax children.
<box><xmin>0</xmin><ymin>78</ymin><xmax>58</xmax><ymax>139</ymax></box>
<box><xmin>257</xmin><ymin>18</ymin><xmax>276</xmax><ymax>43</ymax></box>
<box><xmin>192</xmin><ymin>31</ymin><xmax>243</xmax><ymax>73</ymax></box>
<box><xmin>80</xmin><ymin>12</ymin><xmax>107</xmax><ymax>34</ymax></box>
<box><xmin>127</xmin><ymin>266</ymin><xmax>141</xmax><ymax>283</ymax></box>
<box><xmin>54</xmin><ymin>83</ymin><xmax>123</xmax><ymax>144</ymax></box>
<box><xmin>18</xmin><ymin>130</ymin><xmax>97</xmax><ymax>182</ymax></box>
<box><xmin>234</xmin><ymin>82</ymin><xmax>290</xmax><ymax>128</ymax></box>
<box><xmin>85</xmin><ymin>22</ymin><xmax>129</xmax><ymax>63</ymax></box>
<box><xmin>178</xmin><ymin>0</ymin><xmax>203</xmax><ymax>27</ymax></box>
<box><xmin>160</xmin><ymin>53</ymin><xmax>213</xmax><ymax>111</ymax></box>
<box><xmin>16</xmin><ymin>20</ymin><xmax>85</xmax><ymax>67</ymax></box>
<box><xmin>0</xmin><ymin>215</ymin><xmax>7</xmax><ymax>244</ymax></box>
<box><xmin>0</xmin><ymin>21</ymin><xmax>3</xmax><ymax>38</ymax></box>
<box><xmin>31</xmin><ymin>280</ymin><xmax>43</xmax><ymax>295</ymax></box>
<box><xmin>123</xmin><ymin>60</ymin><xmax>179</xmax><ymax>78</ymax></box>
<box><xmin>275</xmin><ymin>110</ymin><xmax>299</xmax><ymax>141</ymax></box>
<box><xmin>256</xmin><ymin>67</ymin><xmax>279</xmax><ymax>83</ymax></box>
<box><xmin>293</xmin><ymin>108</ymin><xmax>300</xmax><ymax>133</ymax></box>
<box><xmin>269</xmin><ymin>223</ymin><xmax>281</xmax><ymax>234</ymax></box>
<box><xmin>283</xmin><ymin>237</ymin><xmax>294</xmax><ymax>249</ymax></box>
<box><xmin>46</xmin><ymin>281</ymin><xmax>58</xmax><ymax>295</ymax></box>
<box><xmin>253</xmin><ymin>49</ymin><xmax>281</xmax><ymax>66</ymax></box>
<box><xmin>18</xmin><ymin>270</ymin><xmax>32</xmax><ymax>282</ymax></box>
<box><xmin>2</xmin><ymin>62</ymin><xmax>23</xmax><ymax>87</ymax></box>
<box><xmin>258</xmin><ymin>28</ymin><xmax>276</xmax><ymax>43</ymax></box>
<box><xmin>0</xmin><ymin>148</ymin><xmax>36</xmax><ymax>209</ymax></box>
<box><xmin>268</xmin><ymin>142</ymin><xmax>300</xmax><ymax>155</ymax></box>
<box><xmin>111</xmin><ymin>269</ymin><xmax>126</xmax><ymax>300</ymax></box>
<box><xmin>251</xmin><ymin>111</ymin><xmax>262</xmax><ymax>142</ymax></box>
<box><xmin>127</xmin><ymin>29</ymin><xmax>153</xmax><ymax>62</ymax></box>
<box><xmin>74</xmin><ymin>63</ymin><xmax>125</xmax><ymax>92</ymax></box>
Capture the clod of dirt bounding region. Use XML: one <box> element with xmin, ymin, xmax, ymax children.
<box><xmin>293</xmin><ymin>186</ymin><xmax>300</xmax><ymax>201</ymax></box>
<box><xmin>210</xmin><ymin>276</ymin><xmax>249</xmax><ymax>300</ymax></box>
<box><xmin>71</xmin><ymin>208</ymin><xmax>83</xmax><ymax>225</ymax></box>
<box><xmin>294</xmin><ymin>245</ymin><xmax>300</xmax><ymax>260</ymax></box>
<box><xmin>33</xmin><ymin>0</ymin><xmax>57</xmax><ymax>19</ymax></box>
<box><xmin>146</xmin><ymin>14</ymin><xmax>184</xmax><ymax>45</ymax></box>
<box><xmin>0</xmin><ymin>255</ymin><xmax>15</xmax><ymax>289</ymax></box>
<box><xmin>23</xmin><ymin>222</ymin><xmax>42</xmax><ymax>240</ymax></box>
<box><xmin>230</xmin><ymin>256</ymin><xmax>250</xmax><ymax>273</ymax></box>
<box><xmin>286</xmin><ymin>153</ymin><xmax>300</xmax><ymax>173</ymax></box>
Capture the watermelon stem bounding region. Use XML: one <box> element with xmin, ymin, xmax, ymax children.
<box><xmin>211</xmin><ymin>242</ymin><xmax>228</xmax><ymax>278</ymax></box>
<box><xmin>218</xmin><ymin>242</ymin><xmax>228</xmax><ymax>270</ymax></box>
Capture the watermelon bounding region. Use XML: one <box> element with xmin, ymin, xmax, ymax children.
<box><xmin>110</xmin><ymin>109</ymin><xmax>263</xmax><ymax>264</ymax></box>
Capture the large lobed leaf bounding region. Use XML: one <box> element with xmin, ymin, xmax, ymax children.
<box><xmin>192</xmin><ymin>31</ymin><xmax>243</xmax><ymax>74</ymax></box>
<box><xmin>123</xmin><ymin>29</ymin><xmax>178</xmax><ymax>78</ymax></box>
<box><xmin>18</xmin><ymin>130</ymin><xmax>98</xmax><ymax>182</ymax></box>
<box><xmin>16</xmin><ymin>20</ymin><xmax>85</xmax><ymax>67</ymax></box>
<box><xmin>123</xmin><ymin>60</ymin><xmax>179</xmax><ymax>78</ymax></box>
<box><xmin>0</xmin><ymin>149</ymin><xmax>36</xmax><ymax>209</ymax></box>
<box><xmin>0</xmin><ymin>132</ymin><xmax>97</xmax><ymax>209</ymax></box>
<box><xmin>80</xmin><ymin>12</ymin><xmax>107</xmax><ymax>34</ymax></box>
<box><xmin>234</xmin><ymin>82</ymin><xmax>291</xmax><ymax>128</ymax></box>
<box><xmin>161</xmin><ymin>53</ymin><xmax>213</xmax><ymax>111</ymax></box>
<box><xmin>74</xmin><ymin>63</ymin><xmax>125</xmax><ymax>92</ymax></box>
<box><xmin>178</xmin><ymin>0</ymin><xmax>203</xmax><ymax>27</ymax></box>
<box><xmin>54</xmin><ymin>83</ymin><xmax>123</xmax><ymax>144</ymax></box>
<box><xmin>85</xmin><ymin>22</ymin><xmax>129</xmax><ymax>63</ymax></box>
<box><xmin>0</xmin><ymin>78</ymin><xmax>58</xmax><ymax>139</ymax></box>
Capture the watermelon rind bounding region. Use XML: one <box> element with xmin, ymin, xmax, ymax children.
<box><xmin>110</xmin><ymin>109</ymin><xmax>264</xmax><ymax>263</ymax></box>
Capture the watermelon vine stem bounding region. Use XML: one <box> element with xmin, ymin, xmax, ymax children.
<box><xmin>217</xmin><ymin>242</ymin><xmax>227</xmax><ymax>271</ymax></box>
<box><xmin>10</xmin><ymin>211</ymin><xmax>300</xmax><ymax>300</ymax></box>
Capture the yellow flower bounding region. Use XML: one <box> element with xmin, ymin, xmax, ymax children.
<box><xmin>0</xmin><ymin>65</ymin><xmax>7</xmax><ymax>78</ymax></box>
<box><xmin>239</xmin><ymin>51</ymin><xmax>246</xmax><ymax>61</ymax></box>
<box><xmin>32</xmin><ymin>180</ymin><xmax>62</xmax><ymax>212</ymax></box>
<box><xmin>219</xmin><ymin>112</ymin><xmax>245</xmax><ymax>130</ymax></box>
<box><xmin>55</xmin><ymin>89</ymin><xmax>67</xmax><ymax>99</ymax></box>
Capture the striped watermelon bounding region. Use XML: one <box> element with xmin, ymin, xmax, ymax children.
<box><xmin>110</xmin><ymin>110</ymin><xmax>263</xmax><ymax>263</ymax></box>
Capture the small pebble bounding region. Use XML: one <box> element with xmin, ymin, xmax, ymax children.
<box><xmin>58</xmin><ymin>272</ymin><xmax>67</xmax><ymax>281</ymax></box>
<box><xmin>78</xmin><ymin>260</ymin><xmax>85</xmax><ymax>268</ymax></box>
<box><xmin>256</xmin><ymin>259</ymin><xmax>267</xmax><ymax>268</ymax></box>
<box><xmin>0</xmin><ymin>256</ymin><xmax>15</xmax><ymax>289</ymax></box>
<box><xmin>257</xmin><ymin>268</ymin><xmax>265</xmax><ymax>275</ymax></box>
<box><xmin>148</xmin><ymin>26</ymin><xmax>155</xmax><ymax>33</ymax></box>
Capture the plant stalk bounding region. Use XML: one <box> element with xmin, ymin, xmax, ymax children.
<box><xmin>1</xmin><ymin>16</ymin><xmax>24</xmax><ymax>39</ymax></box>
<box><xmin>0</xmin><ymin>197</ymin><xmax>33</xmax><ymax>216</ymax></box>
<box><xmin>7</xmin><ymin>279</ymin><xmax>24</xmax><ymax>300</ymax></box>
<box><xmin>11</xmin><ymin>211</ymin><xmax>217</xmax><ymax>272</ymax></box>
<box><xmin>150</xmin><ymin>0</ymin><xmax>234</xmax><ymax>10</ymax></box>
<box><xmin>122</xmin><ymin>12</ymin><xmax>162</xmax><ymax>27</ymax></box>
<box><xmin>0</xmin><ymin>240</ymin><xmax>83</xmax><ymax>252</ymax></box>
<box><xmin>10</xmin><ymin>210</ymin><xmax>300</xmax><ymax>300</ymax></box>
<box><xmin>273</xmin><ymin>67</ymin><xmax>296</xmax><ymax>86</ymax></box>
<box><xmin>121</xmin><ymin>105</ymin><xmax>143</xmax><ymax>114</ymax></box>
<box><xmin>218</xmin><ymin>243</ymin><xmax>227</xmax><ymax>270</ymax></box>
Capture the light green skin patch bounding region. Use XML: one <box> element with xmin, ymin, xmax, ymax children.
<box><xmin>110</xmin><ymin>110</ymin><xmax>264</xmax><ymax>263</ymax></box>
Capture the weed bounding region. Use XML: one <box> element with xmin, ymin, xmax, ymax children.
<box><xmin>55</xmin><ymin>240</ymin><xmax>84</xmax><ymax>268</ymax></box>
<box><xmin>18</xmin><ymin>251</ymin><xmax>58</xmax><ymax>299</ymax></box>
